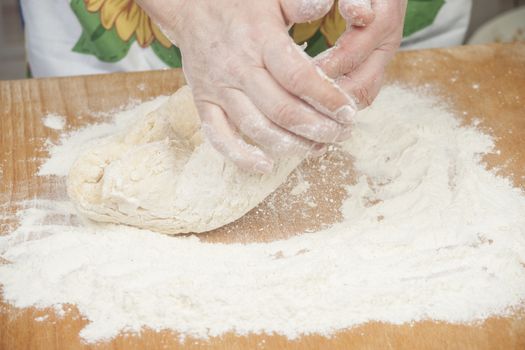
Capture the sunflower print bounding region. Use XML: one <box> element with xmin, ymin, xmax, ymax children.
<box><xmin>292</xmin><ymin>0</ymin><xmax>346</xmax><ymax>48</ymax></box>
<box><xmin>84</xmin><ymin>0</ymin><xmax>172</xmax><ymax>48</ymax></box>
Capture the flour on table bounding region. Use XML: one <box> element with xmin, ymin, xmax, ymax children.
<box><xmin>34</xmin><ymin>315</ymin><xmax>49</xmax><ymax>322</ymax></box>
<box><xmin>67</xmin><ymin>86</ymin><xmax>302</xmax><ymax>234</ymax></box>
<box><xmin>290</xmin><ymin>179</ymin><xmax>311</xmax><ymax>196</ymax></box>
<box><xmin>38</xmin><ymin>99</ymin><xmax>162</xmax><ymax>177</ymax></box>
<box><xmin>1</xmin><ymin>85</ymin><xmax>524</xmax><ymax>343</ymax></box>
<box><xmin>42</xmin><ymin>114</ymin><xmax>66</xmax><ymax>130</ymax></box>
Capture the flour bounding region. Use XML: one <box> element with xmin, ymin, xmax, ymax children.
<box><xmin>38</xmin><ymin>98</ymin><xmax>167</xmax><ymax>177</ymax></box>
<box><xmin>1</xmin><ymin>85</ymin><xmax>524</xmax><ymax>343</ymax></box>
<box><xmin>290</xmin><ymin>179</ymin><xmax>311</xmax><ymax>195</ymax></box>
<box><xmin>42</xmin><ymin>114</ymin><xmax>66</xmax><ymax>130</ymax></box>
<box><xmin>297</xmin><ymin>0</ymin><xmax>333</xmax><ymax>19</ymax></box>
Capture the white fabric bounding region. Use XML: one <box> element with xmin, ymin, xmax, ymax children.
<box><xmin>402</xmin><ymin>0</ymin><xmax>473</xmax><ymax>50</ymax></box>
<box><xmin>20</xmin><ymin>0</ymin><xmax>167</xmax><ymax>78</ymax></box>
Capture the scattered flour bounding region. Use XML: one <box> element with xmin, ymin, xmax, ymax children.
<box><xmin>290</xmin><ymin>179</ymin><xmax>311</xmax><ymax>196</ymax></box>
<box><xmin>0</xmin><ymin>86</ymin><xmax>524</xmax><ymax>343</ymax></box>
<box><xmin>37</xmin><ymin>98</ymin><xmax>168</xmax><ymax>177</ymax></box>
<box><xmin>42</xmin><ymin>114</ymin><xmax>66</xmax><ymax>130</ymax></box>
<box><xmin>34</xmin><ymin>315</ymin><xmax>49</xmax><ymax>322</ymax></box>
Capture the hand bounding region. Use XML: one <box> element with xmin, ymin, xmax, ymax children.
<box><xmin>316</xmin><ymin>0</ymin><xmax>407</xmax><ymax>109</ymax></box>
<box><xmin>136</xmin><ymin>0</ymin><xmax>358</xmax><ymax>173</ymax></box>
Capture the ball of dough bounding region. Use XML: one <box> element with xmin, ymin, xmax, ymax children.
<box><xmin>67</xmin><ymin>86</ymin><xmax>302</xmax><ymax>234</ymax></box>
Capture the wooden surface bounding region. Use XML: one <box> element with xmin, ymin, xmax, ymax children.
<box><xmin>1</xmin><ymin>43</ymin><xmax>525</xmax><ymax>349</ymax></box>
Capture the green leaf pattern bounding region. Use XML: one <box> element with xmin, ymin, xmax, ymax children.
<box><xmin>403</xmin><ymin>0</ymin><xmax>445</xmax><ymax>37</ymax></box>
<box><xmin>70</xmin><ymin>0</ymin><xmax>133</xmax><ymax>62</ymax></box>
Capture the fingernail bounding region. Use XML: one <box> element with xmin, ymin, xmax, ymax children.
<box><xmin>254</xmin><ymin>159</ymin><xmax>274</xmax><ymax>174</ymax></box>
<box><xmin>309</xmin><ymin>144</ymin><xmax>328</xmax><ymax>157</ymax></box>
<box><xmin>334</xmin><ymin>104</ymin><xmax>356</xmax><ymax>124</ymax></box>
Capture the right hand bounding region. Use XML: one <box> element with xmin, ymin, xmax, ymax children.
<box><xmin>137</xmin><ymin>0</ymin><xmax>358</xmax><ymax>173</ymax></box>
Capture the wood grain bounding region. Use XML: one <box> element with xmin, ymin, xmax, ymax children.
<box><xmin>1</xmin><ymin>43</ymin><xmax>524</xmax><ymax>349</ymax></box>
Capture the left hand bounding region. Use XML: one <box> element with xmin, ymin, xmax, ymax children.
<box><xmin>316</xmin><ymin>0</ymin><xmax>407</xmax><ymax>109</ymax></box>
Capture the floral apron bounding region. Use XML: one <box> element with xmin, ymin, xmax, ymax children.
<box><xmin>20</xmin><ymin>0</ymin><xmax>472</xmax><ymax>77</ymax></box>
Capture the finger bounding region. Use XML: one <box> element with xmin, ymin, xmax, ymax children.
<box><xmin>196</xmin><ymin>100</ymin><xmax>274</xmax><ymax>173</ymax></box>
<box><xmin>336</xmin><ymin>48</ymin><xmax>393</xmax><ymax>109</ymax></box>
<box><xmin>315</xmin><ymin>0</ymin><xmax>402</xmax><ymax>79</ymax></box>
<box><xmin>221</xmin><ymin>88</ymin><xmax>325</xmax><ymax>157</ymax></box>
<box><xmin>338</xmin><ymin>0</ymin><xmax>374</xmax><ymax>26</ymax></box>
<box><xmin>238</xmin><ymin>66</ymin><xmax>346</xmax><ymax>143</ymax></box>
<box><xmin>280</xmin><ymin>0</ymin><xmax>334</xmax><ymax>23</ymax></box>
<box><xmin>263</xmin><ymin>34</ymin><xmax>357</xmax><ymax>124</ymax></box>
<box><xmin>314</xmin><ymin>27</ymin><xmax>377</xmax><ymax>79</ymax></box>
<box><xmin>336</xmin><ymin>124</ymin><xmax>353</xmax><ymax>142</ymax></box>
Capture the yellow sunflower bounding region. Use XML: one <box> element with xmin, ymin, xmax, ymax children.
<box><xmin>292</xmin><ymin>0</ymin><xmax>346</xmax><ymax>46</ymax></box>
<box><xmin>85</xmin><ymin>0</ymin><xmax>172</xmax><ymax>48</ymax></box>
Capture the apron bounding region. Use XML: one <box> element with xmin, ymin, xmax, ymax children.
<box><xmin>21</xmin><ymin>0</ymin><xmax>472</xmax><ymax>77</ymax></box>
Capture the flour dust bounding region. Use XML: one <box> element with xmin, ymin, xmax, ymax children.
<box><xmin>0</xmin><ymin>85</ymin><xmax>524</xmax><ymax>343</ymax></box>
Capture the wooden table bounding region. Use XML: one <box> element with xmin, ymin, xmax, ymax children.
<box><xmin>1</xmin><ymin>43</ymin><xmax>524</xmax><ymax>349</ymax></box>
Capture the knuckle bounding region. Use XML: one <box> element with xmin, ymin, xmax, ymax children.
<box><xmin>356</xmin><ymin>86</ymin><xmax>373</xmax><ymax>108</ymax></box>
<box><xmin>299</xmin><ymin>120</ymin><xmax>340</xmax><ymax>143</ymax></box>
<box><xmin>337</xmin><ymin>54</ymin><xmax>359</xmax><ymax>76</ymax></box>
<box><xmin>272</xmin><ymin>102</ymin><xmax>299</xmax><ymax>126</ymax></box>
<box><xmin>224</xmin><ymin>59</ymin><xmax>250</xmax><ymax>86</ymax></box>
<box><xmin>271</xmin><ymin>103</ymin><xmax>341</xmax><ymax>143</ymax></box>
<box><xmin>381</xmin><ymin>21</ymin><xmax>398</xmax><ymax>35</ymax></box>
<box><xmin>273</xmin><ymin>135</ymin><xmax>307</xmax><ymax>156</ymax></box>
<box><xmin>283</xmin><ymin>0</ymin><xmax>333</xmax><ymax>23</ymax></box>
<box><xmin>379</xmin><ymin>16</ymin><xmax>404</xmax><ymax>38</ymax></box>
<box><xmin>379</xmin><ymin>41</ymin><xmax>400</xmax><ymax>55</ymax></box>
<box><xmin>286</xmin><ymin>66</ymin><xmax>308</xmax><ymax>92</ymax></box>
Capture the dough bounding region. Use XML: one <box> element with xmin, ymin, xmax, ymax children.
<box><xmin>67</xmin><ymin>86</ymin><xmax>302</xmax><ymax>234</ymax></box>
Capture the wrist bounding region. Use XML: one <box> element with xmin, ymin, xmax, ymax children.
<box><xmin>135</xmin><ymin>0</ymin><xmax>188</xmax><ymax>46</ymax></box>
